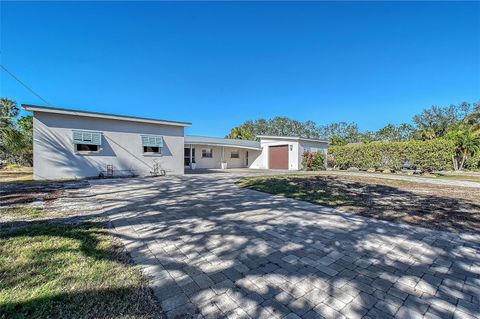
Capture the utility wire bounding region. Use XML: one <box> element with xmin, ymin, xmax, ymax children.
<box><xmin>0</xmin><ymin>64</ymin><xmax>51</xmax><ymax>105</ymax></box>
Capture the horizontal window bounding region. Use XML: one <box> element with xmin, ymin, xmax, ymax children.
<box><xmin>231</xmin><ymin>151</ymin><xmax>239</xmax><ymax>158</ymax></box>
<box><xmin>73</xmin><ymin>130</ymin><xmax>102</xmax><ymax>146</ymax></box>
<box><xmin>305</xmin><ymin>147</ymin><xmax>319</xmax><ymax>153</ymax></box>
<box><xmin>144</xmin><ymin>146</ymin><xmax>160</xmax><ymax>153</ymax></box>
<box><xmin>76</xmin><ymin>144</ymin><xmax>99</xmax><ymax>152</ymax></box>
<box><xmin>141</xmin><ymin>135</ymin><xmax>163</xmax><ymax>147</ymax></box>
<box><xmin>202</xmin><ymin>148</ymin><xmax>213</xmax><ymax>158</ymax></box>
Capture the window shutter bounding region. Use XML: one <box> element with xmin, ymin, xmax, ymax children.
<box><xmin>73</xmin><ymin>131</ymin><xmax>83</xmax><ymax>143</ymax></box>
<box><xmin>141</xmin><ymin>135</ymin><xmax>163</xmax><ymax>147</ymax></box>
<box><xmin>91</xmin><ymin>133</ymin><xmax>102</xmax><ymax>145</ymax></box>
<box><xmin>73</xmin><ymin>130</ymin><xmax>102</xmax><ymax>145</ymax></box>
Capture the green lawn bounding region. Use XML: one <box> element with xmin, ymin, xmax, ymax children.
<box><xmin>236</xmin><ymin>174</ymin><xmax>480</xmax><ymax>232</ymax></box>
<box><xmin>237</xmin><ymin>175</ymin><xmax>352</xmax><ymax>206</ymax></box>
<box><xmin>435</xmin><ymin>174</ymin><xmax>480</xmax><ymax>183</ymax></box>
<box><xmin>0</xmin><ymin>222</ymin><xmax>161</xmax><ymax>319</ymax></box>
<box><xmin>0</xmin><ymin>206</ymin><xmax>44</xmax><ymax>218</ymax></box>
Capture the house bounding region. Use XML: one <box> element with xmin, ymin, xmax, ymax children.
<box><xmin>23</xmin><ymin>105</ymin><xmax>329</xmax><ymax>180</ymax></box>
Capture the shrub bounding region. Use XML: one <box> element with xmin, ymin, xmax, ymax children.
<box><xmin>466</xmin><ymin>152</ymin><xmax>480</xmax><ymax>170</ymax></box>
<box><xmin>329</xmin><ymin>139</ymin><xmax>456</xmax><ymax>172</ymax></box>
<box><xmin>302</xmin><ymin>151</ymin><xmax>325</xmax><ymax>170</ymax></box>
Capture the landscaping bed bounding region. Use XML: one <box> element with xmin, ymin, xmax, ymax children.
<box><xmin>237</xmin><ymin>174</ymin><xmax>480</xmax><ymax>232</ymax></box>
<box><xmin>0</xmin><ymin>222</ymin><xmax>161</xmax><ymax>319</ymax></box>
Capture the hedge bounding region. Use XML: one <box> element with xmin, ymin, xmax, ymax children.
<box><xmin>466</xmin><ymin>152</ymin><xmax>480</xmax><ymax>170</ymax></box>
<box><xmin>328</xmin><ymin>139</ymin><xmax>457</xmax><ymax>172</ymax></box>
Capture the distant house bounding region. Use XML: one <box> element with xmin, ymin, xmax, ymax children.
<box><xmin>23</xmin><ymin>105</ymin><xmax>329</xmax><ymax>180</ymax></box>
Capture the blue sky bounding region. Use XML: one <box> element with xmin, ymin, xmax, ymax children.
<box><xmin>1</xmin><ymin>1</ymin><xmax>479</xmax><ymax>136</ymax></box>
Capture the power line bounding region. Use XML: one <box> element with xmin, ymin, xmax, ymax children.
<box><xmin>0</xmin><ymin>64</ymin><xmax>51</xmax><ymax>105</ymax></box>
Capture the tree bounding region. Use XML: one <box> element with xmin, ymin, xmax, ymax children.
<box><xmin>0</xmin><ymin>98</ymin><xmax>33</xmax><ymax>166</ymax></box>
<box><xmin>226</xmin><ymin>117</ymin><xmax>321</xmax><ymax>140</ymax></box>
<box><xmin>317</xmin><ymin>122</ymin><xmax>361</xmax><ymax>144</ymax></box>
<box><xmin>374</xmin><ymin>123</ymin><xmax>415</xmax><ymax>142</ymax></box>
<box><xmin>413</xmin><ymin>102</ymin><xmax>474</xmax><ymax>140</ymax></box>
<box><xmin>0</xmin><ymin>98</ymin><xmax>19</xmax><ymax>126</ymax></box>
<box><xmin>447</xmin><ymin>129</ymin><xmax>480</xmax><ymax>171</ymax></box>
<box><xmin>226</xmin><ymin>122</ymin><xmax>257</xmax><ymax>140</ymax></box>
<box><xmin>330</xmin><ymin>136</ymin><xmax>349</xmax><ymax>146</ymax></box>
<box><xmin>463</xmin><ymin>103</ymin><xmax>480</xmax><ymax>135</ymax></box>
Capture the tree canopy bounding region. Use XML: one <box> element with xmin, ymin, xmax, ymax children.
<box><xmin>226</xmin><ymin>101</ymin><xmax>480</xmax><ymax>170</ymax></box>
<box><xmin>0</xmin><ymin>98</ymin><xmax>33</xmax><ymax>166</ymax></box>
<box><xmin>226</xmin><ymin>101</ymin><xmax>478</xmax><ymax>144</ymax></box>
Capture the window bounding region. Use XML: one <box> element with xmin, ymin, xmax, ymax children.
<box><xmin>73</xmin><ymin>130</ymin><xmax>102</xmax><ymax>153</ymax></box>
<box><xmin>143</xmin><ymin>146</ymin><xmax>160</xmax><ymax>153</ymax></box>
<box><xmin>141</xmin><ymin>135</ymin><xmax>163</xmax><ymax>154</ymax></box>
<box><xmin>231</xmin><ymin>150</ymin><xmax>239</xmax><ymax>158</ymax></box>
<box><xmin>76</xmin><ymin>144</ymin><xmax>99</xmax><ymax>152</ymax></box>
<box><xmin>202</xmin><ymin>148</ymin><xmax>213</xmax><ymax>158</ymax></box>
<box><xmin>304</xmin><ymin>147</ymin><xmax>318</xmax><ymax>153</ymax></box>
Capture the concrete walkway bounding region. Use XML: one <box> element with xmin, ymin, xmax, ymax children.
<box><xmin>89</xmin><ymin>174</ymin><xmax>479</xmax><ymax>319</ymax></box>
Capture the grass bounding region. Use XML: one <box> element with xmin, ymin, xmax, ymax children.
<box><xmin>238</xmin><ymin>175</ymin><xmax>352</xmax><ymax>207</ymax></box>
<box><xmin>0</xmin><ymin>166</ymin><xmax>33</xmax><ymax>184</ymax></box>
<box><xmin>0</xmin><ymin>222</ymin><xmax>161</xmax><ymax>319</ymax></box>
<box><xmin>434</xmin><ymin>174</ymin><xmax>480</xmax><ymax>183</ymax></box>
<box><xmin>338</xmin><ymin>170</ymin><xmax>480</xmax><ymax>183</ymax></box>
<box><xmin>0</xmin><ymin>206</ymin><xmax>44</xmax><ymax>218</ymax></box>
<box><xmin>237</xmin><ymin>174</ymin><xmax>480</xmax><ymax>232</ymax></box>
<box><xmin>2</xmin><ymin>164</ymin><xmax>30</xmax><ymax>171</ymax></box>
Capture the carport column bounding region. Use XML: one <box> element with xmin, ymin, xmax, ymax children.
<box><xmin>222</xmin><ymin>146</ymin><xmax>225</xmax><ymax>161</ymax></box>
<box><xmin>189</xmin><ymin>144</ymin><xmax>192</xmax><ymax>166</ymax></box>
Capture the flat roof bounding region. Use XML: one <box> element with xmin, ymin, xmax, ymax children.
<box><xmin>257</xmin><ymin>135</ymin><xmax>330</xmax><ymax>144</ymax></box>
<box><xmin>185</xmin><ymin>135</ymin><xmax>262</xmax><ymax>150</ymax></box>
<box><xmin>22</xmin><ymin>104</ymin><xmax>192</xmax><ymax>127</ymax></box>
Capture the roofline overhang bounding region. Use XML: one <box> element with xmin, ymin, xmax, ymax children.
<box><xmin>22</xmin><ymin>104</ymin><xmax>192</xmax><ymax>127</ymax></box>
<box><xmin>184</xmin><ymin>142</ymin><xmax>262</xmax><ymax>150</ymax></box>
<box><xmin>256</xmin><ymin>135</ymin><xmax>330</xmax><ymax>144</ymax></box>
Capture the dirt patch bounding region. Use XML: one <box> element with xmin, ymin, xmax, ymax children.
<box><xmin>0</xmin><ymin>170</ymin><xmax>33</xmax><ymax>183</ymax></box>
<box><xmin>1</xmin><ymin>180</ymin><xmax>93</xmax><ymax>225</ymax></box>
<box><xmin>237</xmin><ymin>174</ymin><xmax>480</xmax><ymax>233</ymax></box>
<box><xmin>1</xmin><ymin>182</ymin><xmax>79</xmax><ymax>206</ymax></box>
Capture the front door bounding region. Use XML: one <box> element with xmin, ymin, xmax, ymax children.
<box><xmin>269</xmin><ymin>145</ymin><xmax>288</xmax><ymax>169</ymax></box>
<box><xmin>245</xmin><ymin>151</ymin><xmax>249</xmax><ymax>166</ymax></box>
<box><xmin>184</xmin><ymin>147</ymin><xmax>195</xmax><ymax>166</ymax></box>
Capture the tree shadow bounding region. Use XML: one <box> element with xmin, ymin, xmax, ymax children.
<box><xmin>2</xmin><ymin>174</ymin><xmax>479</xmax><ymax>319</ymax></box>
<box><xmin>0</xmin><ymin>222</ymin><xmax>163</xmax><ymax>319</ymax></box>
<box><xmin>238</xmin><ymin>174</ymin><xmax>480</xmax><ymax>233</ymax></box>
<box><xmin>86</xmin><ymin>175</ymin><xmax>480</xmax><ymax>318</ymax></box>
<box><xmin>0</xmin><ymin>180</ymin><xmax>90</xmax><ymax>207</ymax></box>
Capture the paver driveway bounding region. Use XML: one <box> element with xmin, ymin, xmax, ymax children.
<box><xmin>89</xmin><ymin>173</ymin><xmax>480</xmax><ymax>319</ymax></box>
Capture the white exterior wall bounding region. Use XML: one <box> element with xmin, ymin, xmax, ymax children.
<box><xmin>249</xmin><ymin>139</ymin><xmax>300</xmax><ymax>170</ymax></box>
<box><xmin>188</xmin><ymin>145</ymin><xmax>260</xmax><ymax>169</ymax></box>
<box><xmin>299</xmin><ymin>140</ymin><xmax>329</xmax><ymax>170</ymax></box>
<box><xmin>33</xmin><ymin>112</ymin><xmax>185</xmax><ymax>180</ymax></box>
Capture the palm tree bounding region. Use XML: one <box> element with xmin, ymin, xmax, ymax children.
<box><xmin>448</xmin><ymin>129</ymin><xmax>480</xmax><ymax>170</ymax></box>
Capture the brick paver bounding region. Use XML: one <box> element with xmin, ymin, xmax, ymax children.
<box><xmin>88</xmin><ymin>174</ymin><xmax>480</xmax><ymax>319</ymax></box>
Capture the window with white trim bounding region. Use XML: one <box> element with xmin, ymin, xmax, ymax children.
<box><xmin>73</xmin><ymin>130</ymin><xmax>102</xmax><ymax>153</ymax></box>
<box><xmin>202</xmin><ymin>148</ymin><xmax>213</xmax><ymax>158</ymax></box>
<box><xmin>230</xmin><ymin>150</ymin><xmax>239</xmax><ymax>158</ymax></box>
<box><xmin>141</xmin><ymin>135</ymin><xmax>163</xmax><ymax>154</ymax></box>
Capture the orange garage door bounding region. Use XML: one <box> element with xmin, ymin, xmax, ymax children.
<box><xmin>269</xmin><ymin>145</ymin><xmax>288</xmax><ymax>169</ymax></box>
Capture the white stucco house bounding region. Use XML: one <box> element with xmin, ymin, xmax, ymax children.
<box><xmin>23</xmin><ymin>105</ymin><xmax>329</xmax><ymax>180</ymax></box>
